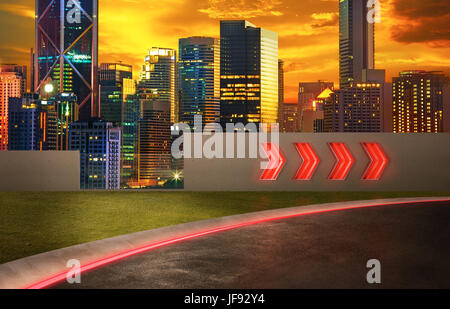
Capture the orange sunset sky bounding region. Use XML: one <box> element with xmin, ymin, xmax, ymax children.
<box><xmin>0</xmin><ymin>0</ymin><xmax>449</xmax><ymax>102</ymax></box>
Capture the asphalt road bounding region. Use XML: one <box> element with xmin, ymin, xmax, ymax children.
<box><xmin>55</xmin><ymin>201</ymin><xmax>450</xmax><ymax>289</ymax></box>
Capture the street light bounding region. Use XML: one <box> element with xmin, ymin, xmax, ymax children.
<box><xmin>44</xmin><ymin>83</ymin><xmax>54</xmax><ymax>93</ymax></box>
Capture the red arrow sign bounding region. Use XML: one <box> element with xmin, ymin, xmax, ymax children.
<box><xmin>328</xmin><ymin>143</ymin><xmax>354</xmax><ymax>180</ymax></box>
<box><xmin>260</xmin><ymin>143</ymin><xmax>286</xmax><ymax>180</ymax></box>
<box><xmin>361</xmin><ymin>143</ymin><xmax>389</xmax><ymax>180</ymax></box>
<box><xmin>295</xmin><ymin>143</ymin><xmax>320</xmax><ymax>180</ymax></box>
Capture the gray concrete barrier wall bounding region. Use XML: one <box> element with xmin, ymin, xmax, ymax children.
<box><xmin>184</xmin><ymin>133</ymin><xmax>450</xmax><ymax>191</ymax></box>
<box><xmin>0</xmin><ymin>151</ymin><xmax>80</xmax><ymax>191</ymax></box>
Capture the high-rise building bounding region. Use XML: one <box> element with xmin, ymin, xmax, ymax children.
<box><xmin>179</xmin><ymin>37</ymin><xmax>220</xmax><ymax>129</ymax></box>
<box><xmin>325</xmin><ymin>83</ymin><xmax>382</xmax><ymax>132</ymax></box>
<box><xmin>53</xmin><ymin>93</ymin><xmax>79</xmax><ymax>150</ymax></box>
<box><xmin>220</xmin><ymin>20</ymin><xmax>278</xmax><ymax>129</ymax></box>
<box><xmin>137</xmin><ymin>100</ymin><xmax>171</xmax><ymax>187</ymax></box>
<box><xmin>121</xmin><ymin>93</ymin><xmax>140</xmax><ymax>186</ymax></box>
<box><xmin>278</xmin><ymin>59</ymin><xmax>285</xmax><ymax>126</ymax></box>
<box><xmin>300</xmin><ymin>88</ymin><xmax>333</xmax><ymax>133</ymax></box>
<box><xmin>281</xmin><ymin>103</ymin><xmax>300</xmax><ymax>133</ymax></box>
<box><xmin>0</xmin><ymin>66</ymin><xmax>26</xmax><ymax>150</ymax></box>
<box><xmin>298</xmin><ymin>81</ymin><xmax>334</xmax><ymax>132</ymax></box>
<box><xmin>139</xmin><ymin>48</ymin><xmax>177</xmax><ymax>124</ymax></box>
<box><xmin>99</xmin><ymin>63</ymin><xmax>133</xmax><ymax>126</ymax></box>
<box><xmin>35</xmin><ymin>0</ymin><xmax>98</xmax><ymax>120</ymax></box>
<box><xmin>8</xmin><ymin>93</ymin><xmax>57</xmax><ymax>150</ymax></box>
<box><xmin>339</xmin><ymin>0</ymin><xmax>375</xmax><ymax>88</ymax></box>
<box><xmin>69</xmin><ymin>119</ymin><xmax>121</xmax><ymax>190</ymax></box>
<box><xmin>393</xmin><ymin>71</ymin><xmax>449</xmax><ymax>133</ymax></box>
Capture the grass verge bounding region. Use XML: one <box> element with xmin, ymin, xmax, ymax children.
<box><xmin>0</xmin><ymin>191</ymin><xmax>449</xmax><ymax>264</ymax></box>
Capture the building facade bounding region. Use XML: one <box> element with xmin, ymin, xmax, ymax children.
<box><xmin>0</xmin><ymin>67</ymin><xmax>26</xmax><ymax>150</ymax></box>
<box><xmin>99</xmin><ymin>63</ymin><xmax>133</xmax><ymax>126</ymax></box>
<box><xmin>139</xmin><ymin>48</ymin><xmax>177</xmax><ymax>124</ymax></box>
<box><xmin>339</xmin><ymin>0</ymin><xmax>375</xmax><ymax>88</ymax></box>
<box><xmin>137</xmin><ymin>100</ymin><xmax>171</xmax><ymax>187</ymax></box>
<box><xmin>220</xmin><ymin>20</ymin><xmax>278</xmax><ymax>129</ymax></box>
<box><xmin>393</xmin><ymin>71</ymin><xmax>448</xmax><ymax>133</ymax></box>
<box><xmin>69</xmin><ymin>119</ymin><xmax>121</xmax><ymax>190</ymax></box>
<box><xmin>325</xmin><ymin>83</ymin><xmax>382</xmax><ymax>132</ymax></box>
<box><xmin>35</xmin><ymin>0</ymin><xmax>98</xmax><ymax>120</ymax></box>
<box><xmin>179</xmin><ymin>37</ymin><xmax>220</xmax><ymax>130</ymax></box>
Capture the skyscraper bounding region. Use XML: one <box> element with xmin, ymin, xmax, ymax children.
<box><xmin>8</xmin><ymin>93</ymin><xmax>57</xmax><ymax>151</ymax></box>
<box><xmin>179</xmin><ymin>37</ymin><xmax>220</xmax><ymax>129</ymax></box>
<box><xmin>139</xmin><ymin>48</ymin><xmax>177</xmax><ymax>124</ymax></box>
<box><xmin>99</xmin><ymin>63</ymin><xmax>133</xmax><ymax>126</ymax></box>
<box><xmin>0</xmin><ymin>66</ymin><xmax>26</xmax><ymax>150</ymax></box>
<box><xmin>325</xmin><ymin>83</ymin><xmax>382</xmax><ymax>132</ymax></box>
<box><xmin>137</xmin><ymin>100</ymin><xmax>171</xmax><ymax>187</ymax></box>
<box><xmin>35</xmin><ymin>0</ymin><xmax>98</xmax><ymax>120</ymax></box>
<box><xmin>339</xmin><ymin>0</ymin><xmax>375</xmax><ymax>88</ymax></box>
<box><xmin>393</xmin><ymin>71</ymin><xmax>448</xmax><ymax>133</ymax></box>
<box><xmin>278</xmin><ymin>59</ymin><xmax>284</xmax><ymax>127</ymax></box>
<box><xmin>220</xmin><ymin>20</ymin><xmax>278</xmax><ymax>129</ymax></box>
<box><xmin>69</xmin><ymin>119</ymin><xmax>121</xmax><ymax>190</ymax></box>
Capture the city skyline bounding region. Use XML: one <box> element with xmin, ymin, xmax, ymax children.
<box><xmin>0</xmin><ymin>0</ymin><xmax>449</xmax><ymax>103</ymax></box>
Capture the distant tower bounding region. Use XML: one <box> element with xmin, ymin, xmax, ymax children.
<box><xmin>220</xmin><ymin>20</ymin><xmax>278</xmax><ymax>129</ymax></box>
<box><xmin>339</xmin><ymin>0</ymin><xmax>375</xmax><ymax>88</ymax></box>
<box><xmin>179</xmin><ymin>37</ymin><xmax>220</xmax><ymax>129</ymax></box>
<box><xmin>99</xmin><ymin>63</ymin><xmax>133</xmax><ymax>126</ymax></box>
<box><xmin>139</xmin><ymin>48</ymin><xmax>177</xmax><ymax>124</ymax></box>
<box><xmin>0</xmin><ymin>65</ymin><xmax>26</xmax><ymax>150</ymax></box>
<box><xmin>278</xmin><ymin>59</ymin><xmax>284</xmax><ymax>125</ymax></box>
<box><xmin>35</xmin><ymin>0</ymin><xmax>99</xmax><ymax>120</ymax></box>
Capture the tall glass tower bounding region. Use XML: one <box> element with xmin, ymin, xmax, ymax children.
<box><xmin>179</xmin><ymin>37</ymin><xmax>220</xmax><ymax>129</ymax></box>
<box><xmin>35</xmin><ymin>0</ymin><xmax>98</xmax><ymax>120</ymax></box>
<box><xmin>139</xmin><ymin>48</ymin><xmax>177</xmax><ymax>124</ymax></box>
<box><xmin>339</xmin><ymin>0</ymin><xmax>374</xmax><ymax>89</ymax></box>
<box><xmin>220</xmin><ymin>20</ymin><xmax>278</xmax><ymax>129</ymax></box>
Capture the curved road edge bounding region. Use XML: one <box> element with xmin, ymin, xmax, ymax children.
<box><xmin>0</xmin><ymin>196</ymin><xmax>449</xmax><ymax>289</ymax></box>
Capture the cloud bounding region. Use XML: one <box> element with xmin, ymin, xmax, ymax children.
<box><xmin>390</xmin><ymin>0</ymin><xmax>450</xmax><ymax>45</ymax></box>
<box><xmin>311</xmin><ymin>12</ymin><xmax>338</xmax><ymax>28</ymax></box>
<box><xmin>198</xmin><ymin>0</ymin><xmax>283</xmax><ymax>19</ymax></box>
<box><xmin>0</xmin><ymin>4</ymin><xmax>34</xmax><ymax>19</ymax></box>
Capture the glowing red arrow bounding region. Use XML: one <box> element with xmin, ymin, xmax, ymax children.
<box><xmin>260</xmin><ymin>143</ymin><xmax>286</xmax><ymax>180</ymax></box>
<box><xmin>328</xmin><ymin>143</ymin><xmax>354</xmax><ymax>180</ymax></box>
<box><xmin>295</xmin><ymin>143</ymin><xmax>320</xmax><ymax>180</ymax></box>
<box><xmin>361</xmin><ymin>143</ymin><xmax>389</xmax><ymax>180</ymax></box>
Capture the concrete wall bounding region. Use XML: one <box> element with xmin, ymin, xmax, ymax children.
<box><xmin>184</xmin><ymin>133</ymin><xmax>450</xmax><ymax>191</ymax></box>
<box><xmin>0</xmin><ymin>151</ymin><xmax>80</xmax><ymax>191</ymax></box>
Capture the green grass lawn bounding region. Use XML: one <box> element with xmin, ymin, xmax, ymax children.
<box><xmin>0</xmin><ymin>191</ymin><xmax>449</xmax><ymax>264</ymax></box>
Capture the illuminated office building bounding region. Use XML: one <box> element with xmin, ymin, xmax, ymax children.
<box><xmin>69</xmin><ymin>119</ymin><xmax>121</xmax><ymax>190</ymax></box>
<box><xmin>137</xmin><ymin>100</ymin><xmax>171</xmax><ymax>187</ymax></box>
<box><xmin>339</xmin><ymin>0</ymin><xmax>375</xmax><ymax>88</ymax></box>
<box><xmin>298</xmin><ymin>81</ymin><xmax>334</xmax><ymax>132</ymax></box>
<box><xmin>281</xmin><ymin>103</ymin><xmax>300</xmax><ymax>133</ymax></box>
<box><xmin>179</xmin><ymin>37</ymin><xmax>220</xmax><ymax>129</ymax></box>
<box><xmin>121</xmin><ymin>93</ymin><xmax>140</xmax><ymax>186</ymax></box>
<box><xmin>139</xmin><ymin>48</ymin><xmax>177</xmax><ymax>124</ymax></box>
<box><xmin>0</xmin><ymin>67</ymin><xmax>26</xmax><ymax>150</ymax></box>
<box><xmin>220</xmin><ymin>20</ymin><xmax>278</xmax><ymax>129</ymax></box>
<box><xmin>8</xmin><ymin>93</ymin><xmax>57</xmax><ymax>150</ymax></box>
<box><xmin>35</xmin><ymin>0</ymin><xmax>98</xmax><ymax>120</ymax></box>
<box><xmin>325</xmin><ymin>83</ymin><xmax>382</xmax><ymax>132</ymax></box>
<box><xmin>278</xmin><ymin>59</ymin><xmax>284</xmax><ymax>127</ymax></box>
<box><xmin>54</xmin><ymin>93</ymin><xmax>79</xmax><ymax>150</ymax></box>
<box><xmin>99</xmin><ymin>63</ymin><xmax>133</xmax><ymax>126</ymax></box>
<box><xmin>393</xmin><ymin>71</ymin><xmax>448</xmax><ymax>133</ymax></box>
